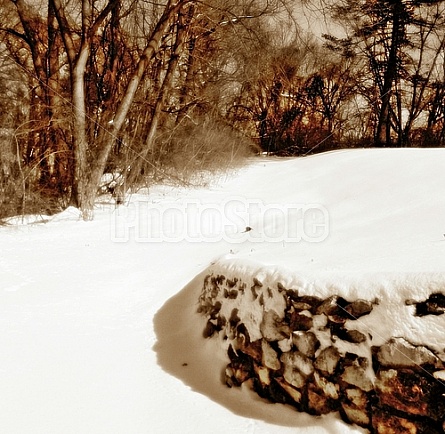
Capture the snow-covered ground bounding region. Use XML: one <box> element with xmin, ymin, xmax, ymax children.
<box><xmin>0</xmin><ymin>148</ymin><xmax>444</xmax><ymax>434</ymax></box>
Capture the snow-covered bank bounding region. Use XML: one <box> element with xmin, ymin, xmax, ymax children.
<box><xmin>1</xmin><ymin>149</ymin><xmax>444</xmax><ymax>433</ymax></box>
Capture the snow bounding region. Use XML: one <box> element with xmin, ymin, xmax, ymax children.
<box><xmin>0</xmin><ymin>148</ymin><xmax>444</xmax><ymax>433</ymax></box>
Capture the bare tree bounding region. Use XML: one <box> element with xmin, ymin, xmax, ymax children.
<box><xmin>0</xmin><ymin>0</ymin><xmax>304</xmax><ymax>218</ymax></box>
<box><xmin>329</xmin><ymin>0</ymin><xmax>445</xmax><ymax>147</ymax></box>
<box><xmin>4</xmin><ymin>0</ymin><xmax>193</xmax><ymax>218</ymax></box>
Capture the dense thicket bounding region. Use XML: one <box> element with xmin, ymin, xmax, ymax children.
<box><xmin>0</xmin><ymin>0</ymin><xmax>444</xmax><ymax>219</ymax></box>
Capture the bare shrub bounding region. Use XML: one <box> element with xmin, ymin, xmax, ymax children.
<box><xmin>0</xmin><ymin>173</ymin><xmax>67</xmax><ymax>222</ymax></box>
<box><xmin>126</xmin><ymin>116</ymin><xmax>256</xmax><ymax>189</ymax></box>
<box><xmin>0</xmin><ymin>129</ymin><xmax>68</xmax><ymax>221</ymax></box>
<box><xmin>0</xmin><ymin>128</ymin><xmax>22</xmax><ymax>220</ymax></box>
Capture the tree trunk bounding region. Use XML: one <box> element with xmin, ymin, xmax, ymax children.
<box><xmin>145</xmin><ymin>6</ymin><xmax>192</xmax><ymax>151</ymax></box>
<box><xmin>12</xmin><ymin>0</ymin><xmax>53</xmax><ymax>187</ymax></box>
<box><xmin>375</xmin><ymin>0</ymin><xmax>404</xmax><ymax>147</ymax></box>
<box><xmin>176</xmin><ymin>4</ymin><xmax>196</xmax><ymax>125</ymax></box>
<box><xmin>69</xmin><ymin>48</ymin><xmax>91</xmax><ymax>215</ymax></box>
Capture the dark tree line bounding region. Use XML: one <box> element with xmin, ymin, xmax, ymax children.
<box><xmin>1</xmin><ymin>0</ymin><xmax>445</xmax><ymax>219</ymax></box>
<box><xmin>329</xmin><ymin>0</ymin><xmax>445</xmax><ymax>147</ymax></box>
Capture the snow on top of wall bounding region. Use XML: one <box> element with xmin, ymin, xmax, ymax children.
<box><xmin>207</xmin><ymin>257</ymin><xmax>445</xmax><ymax>353</ymax></box>
<box><xmin>216</xmin><ymin>148</ymin><xmax>445</xmax><ymax>275</ymax></box>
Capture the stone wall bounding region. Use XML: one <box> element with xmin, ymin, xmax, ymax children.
<box><xmin>198</xmin><ymin>273</ymin><xmax>445</xmax><ymax>433</ymax></box>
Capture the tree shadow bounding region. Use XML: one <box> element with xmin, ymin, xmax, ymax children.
<box><xmin>152</xmin><ymin>270</ymin><xmax>364</xmax><ymax>433</ymax></box>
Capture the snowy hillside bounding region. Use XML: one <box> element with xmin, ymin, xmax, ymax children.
<box><xmin>0</xmin><ymin>149</ymin><xmax>444</xmax><ymax>434</ymax></box>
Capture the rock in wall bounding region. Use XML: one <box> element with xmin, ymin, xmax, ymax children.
<box><xmin>198</xmin><ymin>273</ymin><xmax>445</xmax><ymax>433</ymax></box>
